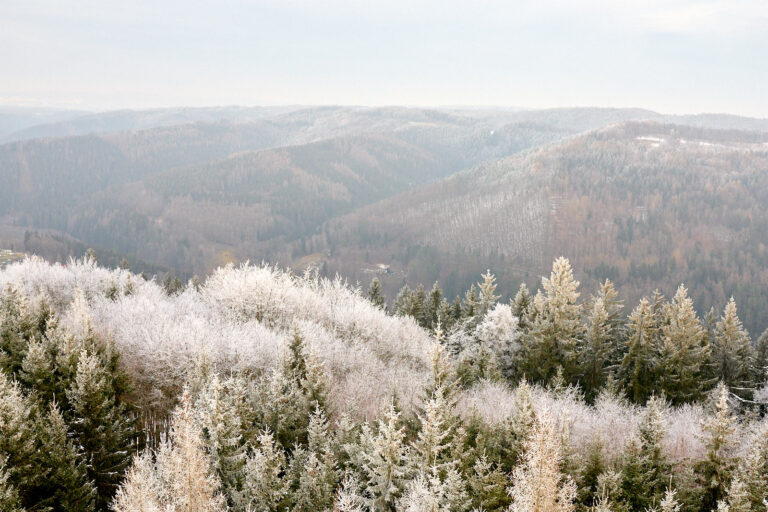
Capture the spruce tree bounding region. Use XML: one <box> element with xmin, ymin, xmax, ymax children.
<box><xmin>111</xmin><ymin>452</ymin><xmax>164</xmax><ymax>512</ymax></box>
<box><xmin>66</xmin><ymin>350</ymin><xmax>137</xmax><ymax>509</ymax></box>
<box><xmin>0</xmin><ymin>458</ymin><xmax>23</xmax><ymax>512</ymax></box>
<box><xmin>731</xmin><ymin>422</ymin><xmax>768</xmax><ymax>511</ymax></box>
<box><xmin>357</xmin><ymin>404</ymin><xmax>410</xmax><ymax>511</ymax></box>
<box><xmin>712</xmin><ymin>299</ymin><xmax>754</xmax><ymax>395</ymax></box>
<box><xmin>196</xmin><ymin>374</ymin><xmax>246</xmax><ymax>507</ymax></box>
<box><xmin>619</xmin><ymin>298</ymin><xmax>658</xmax><ymax>404</ymax></box>
<box><xmin>658</xmin><ymin>285</ymin><xmax>712</xmax><ymax>404</ymax></box>
<box><xmin>754</xmin><ymin>329</ymin><xmax>768</xmax><ymax>385</ymax></box>
<box><xmin>0</xmin><ymin>372</ymin><xmax>35</xmax><ymax>502</ymax></box>
<box><xmin>32</xmin><ymin>403</ymin><xmax>96</xmax><ymax>511</ymax></box>
<box><xmin>240</xmin><ymin>430</ymin><xmax>286</xmax><ymax>512</ymax></box>
<box><xmin>288</xmin><ymin>408</ymin><xmax>339</xmax><ymax>512</ymax></box>
<box><xmin>507</xmin><ymin>408</ymin><xmax>577</xmax><ymax>512</ymax></box>
<box><xmin>579</xmin><ymin>298</ymin><xmax>612</xmax><ymax>402</ymax></box>
<box><xmin>478</xmin><ymin>270</ymin><xmax>500</xmax><ymax>317</ymax></box>
<box><xmin>518</xmin><ymin>257</ymin><xmax>583</xmax><ymax>385</ymax></box>
<box><xmin>368</xmin><ymin>277</ymin><xmax>387</xmax><ymax>310</ymax></box>
<box><xmin>512</xmin><ymin>283</ymin><xmax>532</xmax><ymax>330</ymax></box>
<box><xmin>696</xmin><ymin>383</ymin><xmax>737</xmax><ymax>512</ymax></box>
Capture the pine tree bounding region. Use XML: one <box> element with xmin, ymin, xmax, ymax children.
<box><xmin>0</xmin><ymin>457</ymin><xmax>23</xmax><ymax>512</ymax></box>
<box><xmin>518</xmin><ymin>257</ymin><xmax>583</xmax><ymax>385</ymax></box>
<box><xmin>111</xmin><ymin>452</ymin><xmax>164</xmax><ymax>512</ymax></box>
<box><xmin>196</xmin><ymin>374</ymin><xmax>246</xmax><ymax>506</ymax></box>
<box><xmin>32</xmin><ymin>403</ymin><xmax>97</xmax><ymax>511</ymax></box>
<box><xmin>731</xmin><ymin>422</ymin><xmax>768</xmax><ymax>511</ymax></box>
<box><xmin>155</xmin><ymin>392</ymin><xmax>228</xmax><ymax>511</ymax></box>
<box><xmin>696</xmin><ymin>383</ymin><xmax>737</xmax><ymax>512</ymax></box>
<box><xmin>712</xmin><ymin>299</ymin><xmax>754</xmax><ymax>395</ymax></box>
<box><xmin>619</xmin><ymin>298</ymin><xmax>658</xmax><ymax>404</ymax></box>
<box><xmin>0</xmin><ymin>372</ymin><xmax>35</xmax><ymax>502</ymax></box>
<box><xmin>478</xmin><ymin>270</ymin><xmax>500</xmax><ymax>317</ymax></box>
<box><xmin>512</xmin><ymin>283</ymin><xmax>532</xmax><ymax>331</ymax></box>
<box><xmin>617</xmin><ymin>396</ymin><xmax>670</xmax><ymax>511</ymax></box>
<box><xmin>289</xmin><ymin>408</ymin><xmax>339</xmax><ymax>512</ymax></box>
<box><xmin>66</xmin><ymin>350</ymin><xmax>137</xmax><ymax>509</ymax></box>
<box><xmin>357</xmin><ymin>404</ymin><xmax>410</xmax><ymax>511</ymax></box>
<box><xmin>369</xmin><ymin>278</ymin><xmax>387</xmax><ymax>310</ymax></box>
<box><xmin>579</xmin><ymin>298</ymin><xmax>612</xmax><ymax>402</ymax></box>
<box><xmin>507</xmin><ymin>408</ymin><xmax>577</xmax><ymax>512</ymax></box>
<box><xmin>658</xmin><ymin>285</ymin><xmax>712</xmax><ymax>404</ymax></box>
<box><xmin>240</xmin><ymin>429</ymin><xmax>286</xmax><ymax>512</ymax></box>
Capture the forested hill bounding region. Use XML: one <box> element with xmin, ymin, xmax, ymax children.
<box><xmin>314</xmin><ymin>122</ymin><xmax>768</xmax><ymax>336</ymax></box>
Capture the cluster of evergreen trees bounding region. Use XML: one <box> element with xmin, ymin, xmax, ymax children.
<box><xmin>379</xmin><ymin>257</ymin><xmax>768</xmax><ymax>405</ymax></box>
<box><xmin>1</xmin><ymin>257</ymin><xmax>768</xmax><ymax>512</ymax></box>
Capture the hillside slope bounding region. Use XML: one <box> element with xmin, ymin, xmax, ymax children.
<box><xmin>313</xmin><ymin>122</ymin><xmax>768</xmax><ymax>335</ymax></box>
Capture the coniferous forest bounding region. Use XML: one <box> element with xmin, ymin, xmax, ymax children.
<box><xmin>2</xmin><ymin>255</ymin><xmax>768</xmax><ymax>512</ymax></box>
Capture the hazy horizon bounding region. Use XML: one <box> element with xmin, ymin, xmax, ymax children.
<box><xmin>3</xmin><ymin>0</ymin><xmax>768</xmax><ymax>117</ymax></box>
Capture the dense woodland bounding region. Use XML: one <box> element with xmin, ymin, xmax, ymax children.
<box><xmin>1</xmin><ymin>255</ymin><xmax>768</xmax><ymax>512</ymax></box>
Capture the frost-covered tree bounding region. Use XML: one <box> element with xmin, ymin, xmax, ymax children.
<box><xmin>111</xmin><ymin>451</ymin><xmax>164</xmax><ymax>512</ymax></box>
<box><xmin>718</xmin><ymin>477</ymin><xmax>751</xmax><ymax>512</ymax></box>
<box><xmin>712</xmin><ymin>299</ymin><xmax>754</xmax><ymax>395</ymax></box>
<box><xmin>369</xmin><ymin>278</ymin><xmax>387</xmax><ymax>311</ymax></box>
<box><xmin>507</xmin><ymin>408</ymin><xmax>576</xmax><ymax>512</ymax></box>
<box><xmin>356</xmin><ymin>404</ymin><xmax>410</xmax><ymax>511</ymax></box>
<box><xmin>579</xmin><ymin>298</ymin><xmax>612</xmax><ymax>402</ymax></box>
<box><xmin>468</xmin><ymin>454</ymin><xmax>510</xmax><ymax>512</ymax></box>
<box><xmin>155</xmin><ymin>393</ymin><xmax>228</xmax><ymax>512</ymax></box>
<box><xmin>33</xmin><ymin>403</ymin><xmax>96</xmax><ymax>511</ymax></box>
<box><xmin>239</xmin><ymin>429</ymin><xmax>286</xmax><ymax>512</ymax></box>
<box><xmin>195</xmin><ymin>374</ymin><xmax>246</xmax><ymax>506</ymax></box>
<box><xmin>658</xmin><ymin>285</ymin><xmax>712</xmax><ymax>404</ymax></box>
<box><xmin>696</xmin><ymin>383</ymin><xmax>737</xmax><ymax>512</ymax></box>
<box><xmin>287</xmin><ymin>408</ymin><xmax>339</xmax><ymax>512</ymax></box>
<box><xmin>518</xmin><ymin>257</ymin><xmax>583</xmax><ymax>385</ymax></box>
<box><xmin>0</xmin><ymin>458</ymin><xmax>23</xmax><ymax>512</ymax></box>
<box><xmin>512</xmin><ymin>283</ymin><xmax>532</xmax><ymax>331</ymax></box>
<box><xmin>617</xmin><ymin>395</ymin><xmax>670</xmax><ymax>511</ymax></box>
<box><xmin>731</xmin><ymin>422</ymin><xmax>768</xmax><ymax>511</ymax></box>
<box><xmin>0</xmin><ymin>372</ymin><xmax>35</xmax><ymax>504</ymax></box>
<box><xmin>397</xmin><ymin>467</ymin><xmax>468</xmax><ymax>512</ymax></box>
<box><xmin>619</xmin><ymin>298</ymin><xmax>658</xmax><ymax>404</ymax></box>
<box><xmin>67</xmin><ymin>349</ymin><xmax>136</xmax><ymax>509</ymax></box>
<box><xmin>474</xmin><ymin>303</ymin><xmax>521</xmax><ymax>380</ymax></box>
<box><xmin>478</xmin><ymin>270</ymin><xmax>501</xmax><ymax>317</ymax></box>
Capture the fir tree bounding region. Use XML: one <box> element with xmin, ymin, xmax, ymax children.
<box><xmin>111</xmin><ymin>452</ymin><xmax>164</xmax><ymax>512</ymax></box>
<box><xmin>196</xmin><ymin>374</ymin><xmax>247</xmax><ymax>506</ymax></box>
<box><xmin>507</xmin><ymin>408</ymin><xmax>577</xmax><ymax>512</ymax></box>
<box><xmin>66</xmin><ymin>350</ymin><xmax>137</xmax><ymax>509</ymax></box>
<box><xmin>696</xmin><ymin>383</ymin><xmax>737</xmax><ymax>512</ymax></box>
<box><xmin>731</xmin><ymin>422</ymin><xmax>768</xmax><ymax>511</ymax></box>
<box><xmin>240</xmin><ymin>429</ymin><xmax>286</xmax><ymax>512</ymax></box>
<box><xmin>512</xmin><ymin>283</ymin><xmax>532</xmax><ymax>331</ymax></box>
<box><xmin>425</xmin><ymin>282</ymin><xmax>444</xmax><ymax>331</ymax></box>
<box><xmin>468</xmin><ymin>454</ymin><xmax>510</xmax><ymax>511</ymax></box>
<box><xmin>658</xmin><ymin>285</ymin><xmax>712</xmax><ymax>404</ymax></box>
<box><xmin>32</xmin><ymin>403</ymin><xmax>97</xmax><ymax>511</ymax></box>
<box><xmin>579</xmin><ymin>298</ymin><xmax>612</xmax><ymax>402</ymax></box>
<box><xmin>0</xmin><ymin>457</ymin><xmax>23</xmax><ymax>512</ymax></box>
<box><xmin>619</xmin><ymin>298</ymin><xmax>658</xmax><ymax>404</ymax></box>
<box><xmin>289</xmin><ymin>408</ymin><xmax>339</xmax><ymax>512</ymax></box>
<box><xmin>368</xmin><ymin>277</ymin><xmax>387</xmax><ymax>311</ymax></box>
<box><xmin>754</xmin><ymin>329</ymin><xmax>768</xmax><ymax>385</ymax></box>
<box><xmin>712</xmin><ymin>299</ymin><xmax>754</xmax><ymax>395</ymax></box>
<box><xmin>478</xmin><ymin>270</ymin><xmax>500</xmax><ymax>317</ymax></box>
<box><xmin>518</xmin><ymin>257</ymin><xmax>583</xmax><ymax>385</ymax></box>
<box><xmin>0</xmin><ymin>372</ymin><xmax>35</xmax><ymax>502</ymax></box>
<box><xmin>357</xmin><ymin>404</ymin><xmax>410</xmax><ymax>511</ymax></box>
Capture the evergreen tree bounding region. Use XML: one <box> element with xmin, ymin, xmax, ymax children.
<box><xmin>240</xmin><ymin>430</ymin><xmax>286</xmax><ymax>512</ymax></box>
<box><xmin>155</xmin><ymin>392</ymin><xmax>228</xmax><ymax>511</ymax></box>
<box><xmin>111</xmin><ymin>452</ymin><xmax>164</xmax><ymax>512</ymax></box>
<box><xmin>425</xmin><ymin>282</ymin><xmax>444</xmax><ymax>331</ymax></box>
<box><xmin>0</xmin><ymin>458</ymin><xmax>23</xmax><ymax>512</ymax></box>
<box><xmin>712</xmin><ymin>299</ymin><xmax>754</xmax><ymax>395</ymax></box>
<box><xmin>512</xmin><ymin>283</ymin><xmax>532</xmax><ymax>331</ymax></box>
<box><xmin>619</xmin><ymin>298</ymin><xmax>658</xmax><ymax>404</ymax></box>
<box><xmin>368</xmin><ymin>278</ymin><xmax>387</xmax><ymax>310</ymax></box>
<box><xmin>289</xmin><ymin>408</ymin><xmax>339</xmax><ymax>512</ymax></box>
<box><xmin>462</xmin><ymin>284</ymin><xmax>480</xmax><ymax>320</ymax></box>
<box><xmin>468</xmin><ymin>454</ymin><xmax>510</xmax><ymax>511</ymax></box>
<box><xmin>518</xmin><ymin>257</ymin><xmax>583</xmax><ymax>385</ymax></box>
<box><xmin>394</xmin><ymin>285</ymin><xmax>416</xmax><ymax>319</ymax></box>
<box><xmin>617</xmin><ymin>396</ymin><xmax>671</xmax><ymax>511</ymax></box>
<box><xmin>696</xmin><ymin>383</ymin><xmax>737</xmax><ymax>512</ymax></box>
<box><xmin>32</xmin><ymin>403</ymin><xmax>97</xmax><ymax>511</ymax></box>
<box><xmin>196</xmin><ymin>374</ymin><xmax>246</xmax><ymax>506</ymax></box>
<box><xmin>66</xmin><ymin>350</ymin><xmax>137</xmax><ymax>509</ymax></box>
<box><xmin>507</xmin><ymin>408</ymin><xmax>577</xmax><ymax>512</ymax></box>
<box><xmin>718</xmin><ymin>477</ymin><xmax>752</xmax><ymax>512</ymax></box>
<box><xmin>478</xmin><ymin>270</ymin><xmax>500</xmax><ymax>317</ymax></box>
<box><xmin>579</xmin><ymin>298</ymin><xmax>612</xmax><ymax>402</ymax></box>
<box><xmin>356</xmin><ymin>404</ymin><xmax>410</xmax><ymax>511</ymax></box>
<box><xmin>0</xmin><ymin>372</ymin><xmax>35</xmax><ymax>503</ymax></box>
<box><xmin>731</xmin><ymin>422</ymin><xmax>768</xmax><ymax>511</ymax></box>
<box><xmin>658</xmin><ymin>285</ymin><xmax>712</xmax><ymax>404</ymax></box>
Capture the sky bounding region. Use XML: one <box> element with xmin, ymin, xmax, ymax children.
<box><xmin>2</xmin><ymin>0</ymin><xmax>768</xmax><ymax>116</ymax></box>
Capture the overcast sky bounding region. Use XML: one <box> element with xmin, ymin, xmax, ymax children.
<box><xmin>2</xmin><ymin>0</ymin><xmax>767</xmax><ymax>116</ymax></box>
